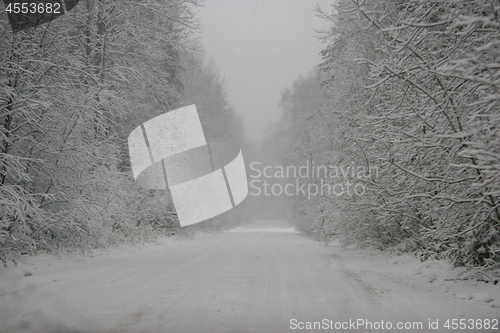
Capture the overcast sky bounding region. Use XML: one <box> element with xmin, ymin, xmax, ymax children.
<box><xmin>197</xmin><ymin>0</ymin><xmax>333</xmax><ymax>143</ymax></box>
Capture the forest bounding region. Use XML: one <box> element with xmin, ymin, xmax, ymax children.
<box><xmin>1</xmin><ymin>0</ymin><xmax>499</xmax><ymax>281</ymax></box>
<box><xmin>0</xmin><ymin>0</ymin><xmax>247</xmax><ymax>263</ymax></box>
<box><xmin>261</xmin><ymin>0</ymin><xmax>500</xmax><ymax>276</ymax></box>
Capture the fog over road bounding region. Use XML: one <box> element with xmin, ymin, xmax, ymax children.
<box><xmin>1</xmin><ymin>220</ymin><xmax>498</xmax><ymax>333</ymax></box>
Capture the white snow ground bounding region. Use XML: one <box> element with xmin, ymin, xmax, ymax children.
<box><xmin>0</xmin><ymin>220</ymin><xmax>498</xmax><ymax>333</ymax></box>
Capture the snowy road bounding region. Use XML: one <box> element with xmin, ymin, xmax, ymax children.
<box><xmin>1</xmin><ymin>221</ymin><xmax>498</xmax><ymax>332</ymax></box>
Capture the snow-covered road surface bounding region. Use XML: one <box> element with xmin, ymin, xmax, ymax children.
<box><xmin>1</xmin><ymin>220</ymin><xmax>498</xmax><ymax>332</ymax></box>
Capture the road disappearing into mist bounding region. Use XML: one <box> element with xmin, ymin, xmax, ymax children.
<box><xmin>1</xmin><ymin>220</ymin><xmax>498</xmax><ymax>333</ymax></box>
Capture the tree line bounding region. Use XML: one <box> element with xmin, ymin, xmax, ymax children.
<box><xmin>268</xmin><ymin>0</ymin><xmax>499</xmax><ymax>274</ymax></box>
<box><xmin>0</xmin><ymin>0</ymin><xmax>244</xmax><ymax>262</ymax></box>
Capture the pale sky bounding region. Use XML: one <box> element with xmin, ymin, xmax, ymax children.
<box><xmin>197</xmin><ymin>0</ymin><xmax>333</xmax><ymax>143</ymax></box>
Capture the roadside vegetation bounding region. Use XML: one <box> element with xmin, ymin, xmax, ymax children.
<box><xmin>263</xmin><ymin>0</ymin><xmax>499</xmax><ymax>280</ymax></box>
<box><xmin>0</xmin><ymin>0</ymin><xmax>245</xmax><ymax>263</ymax></box>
